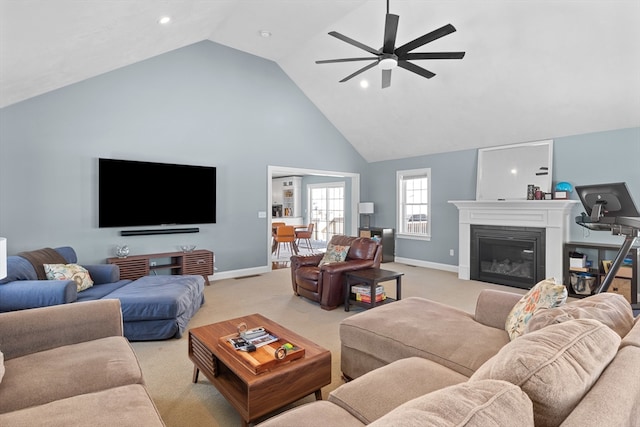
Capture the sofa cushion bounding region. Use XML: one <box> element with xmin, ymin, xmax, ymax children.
<box><xmin>0</xmin><ymin>384</ymin><xmax>165</xmax><ymax>427</ymax></box>
<box><xmin>368</xmin><ymin>380</ymin><xmax>534</xmax><ymax>427</ymax></box>
<box><xmin>558</xmin><ymin>345</ymin><xmax>640</xmax><ymax>427</ymax></box>
<box><xmin>319</xmin><ymin>243</ymin><xmax>350</xmax><ymax>266</ymax></box>
<box><xmin>0</xmin><ymin>350</ymin><xmax>4</xmax><ymax>384</ymax></box>
<box><xmin>75</xmin><ymin>279</ymin><xmax>131</xmax><ymax>301</ymax></box>
<box><xmin>0</xmin><ymin>336</ymin><xmax>144</xmax><ymax>414</ymax></box>
<box><xmin>329</xmin><ymin>357</ymin><xmax>467</xmax><ymax>424</ymax></box>
<box><xmin>340</xmin><ymin>297</ymin><xmax>510</xmax><ymax>378</ymax></box>
<box><xmin>526</xmin><ymin>292</ymin><xmax>635</xmax><ymax>338</ymax></box>
<box><xmin>621</xmin><ymin>317</ymin><xmax>640</xmax><ymax>348</ymax></box>
<box><xmin>106</xmin><ymin>275</ymin><xmax>204</xmax><ymax>321</ymax></box>
<box><xmin>0</xmin><ymin>256</ymin><xmax>38</xmax><ymax>283</ymax></box>
<box><xmin>44</xmin><ymin>263</ymin><xmax>94</xmax><ymax>292</ymax></box>
<box><xmin>471</xmin><ymin>319</ymin><xmax>620</xmax><ymax>427</ymax></box>
<box><xmin>505</xmin><ymin>278</ymin><xmax>567</xmax><ymax>340</ymax></box>
<box><xmin>256</xmin><ymin>401</ymin><xmax>365</xmax><ymax>427</ymax></box>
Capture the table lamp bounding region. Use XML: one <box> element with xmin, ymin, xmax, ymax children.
<box><xmin>0</xmin><ymin>237</ymin><xmax>7</xmax><ymax>280</ymax></box>
<box><xmin>359</xmin><ymin>202</ymin><xmax>374</xmax><ymax>229</ymax></box>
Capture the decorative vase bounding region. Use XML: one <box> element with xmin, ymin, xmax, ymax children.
<box><xmin>116</xmin><ymin>245</ymin><xmax>130</xmax><ymax>258</ymax></box>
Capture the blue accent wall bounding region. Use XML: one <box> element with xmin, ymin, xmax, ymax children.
<box><xmin>1</xmin><ymin>38</ymin><xmax>638</xmax><ymax>274</ymax></box>
<box><xmin>364</xmin><ymin>127</ymin><xmax>640</xmax><ymax>266</ymax></box>
<box><xmin>0</xmin><ymin>41</ymin><xmax>368</xmax><ymax>270</ymax></box>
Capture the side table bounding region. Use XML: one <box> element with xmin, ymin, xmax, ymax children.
<box><xmin>344</xmin><ymin>268</ymin><xmax>404</xmax><ymax>312</ymax></box>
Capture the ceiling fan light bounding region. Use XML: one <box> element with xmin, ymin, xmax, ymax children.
<box><xmin>379</xmin><ymin>57</ymin><xmax>397</xmax><ymax>70</ymax></box>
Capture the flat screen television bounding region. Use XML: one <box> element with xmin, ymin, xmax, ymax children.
<box><xmin>98</xmin><ymin>158</ymin><xmax>216</xmax><ymax>228</ymax></box>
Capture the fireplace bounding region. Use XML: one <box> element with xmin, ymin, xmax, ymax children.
<box><xmin>449</xmin><ymin>200</ymin><xmax>579</xmax><ymax>285</ymax></box>
<box><xmin>470</xmin><ymin>225</ymin><xmax>545</xmax><ymax>289</ymax></box>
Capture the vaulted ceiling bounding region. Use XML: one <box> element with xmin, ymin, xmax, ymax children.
<box><xmin>1</xmin><ymin>1</ymin><xmax>639</xmax><ymax>162</ymax></box>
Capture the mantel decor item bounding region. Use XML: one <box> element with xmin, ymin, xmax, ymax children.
<box><xmin>0</xmin><ymin>237</ymin><xmax>7</xmax><ymax>279</ymax></box>
<box><xmin>115</xmin><ymin>245</ymin><xmax>130</xmax><ymax>258</ymax></box>
<box><xmin>554</xmin><ymin>181</ymin><xmax>573</xmax><ymax>200</ymax></box>
<box><xmin>359</xmin><ymin>202</ymin><xmax>374</xmax><ymax>229</ymax></box>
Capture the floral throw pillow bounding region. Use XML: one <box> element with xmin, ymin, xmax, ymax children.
<box><xmin>43</xmin><ymin>263</ymin><xmax>94</xmax><ymax>292</ymax></box>
<box><xmin>318</xmin><ymin>244</ymin><xmax>350</xmax><ymax>266</ymax></box>
<box><xmin>505</xmin><ymin>278</ymin><xmax>567</xmax><ymax>340</ymax></box>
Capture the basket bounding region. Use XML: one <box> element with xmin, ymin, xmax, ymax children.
<box><xmin>570</xmin><ymin>272</ymin><xmax>596</xmax><ymax>295</ymax></box>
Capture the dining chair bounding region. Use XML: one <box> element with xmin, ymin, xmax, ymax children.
<box><xmin>271</xmin><ymin>222</ymin><xmax>287</xmax><ymax>253</ymax></box>
<box><xmin>274</xmin><ymin>225</ymin><xmax>297</xmax><ymax>258</ymax></box>
<box><xmin>295</xmin><ymin>223</ymin><xmax>315</xmax><ymax>252</ymax></box>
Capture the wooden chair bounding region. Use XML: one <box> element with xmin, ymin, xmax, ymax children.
<box><xmin>295</xmin><ymin>223</ymin><xmax>315</xmax><ymax>251</ymax></box>
<box><xmin>274</xmin><ymin>225</ymin><xmax>297</xmax><ymax>258</ymax></box>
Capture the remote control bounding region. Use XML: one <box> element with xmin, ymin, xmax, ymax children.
<box><xmin>241</xmin><ymin>327</ymin><xmax>267</xmax><ymax>340</ymax></box>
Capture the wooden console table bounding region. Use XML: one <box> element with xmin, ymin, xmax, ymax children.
<box><xmin>107</xmin><ymin>249</ymin><xmax>213</xmax><ymax>285</ymax></box>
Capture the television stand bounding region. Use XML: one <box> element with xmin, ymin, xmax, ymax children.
<box><xmin>107</xmin><ymin>249</ymin><xmax>214</xmax><ymax>285</ymax></box>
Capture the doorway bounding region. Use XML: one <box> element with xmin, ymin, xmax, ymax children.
<box><xmin>268</xmin><ymin>166</ymin><xmax>360</xmax><ymax>270</ymax></box>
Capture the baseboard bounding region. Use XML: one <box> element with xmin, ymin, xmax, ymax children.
<box><xmin>210</xmin><ymin>259</ymin><xmax>459</xmax><ymax>281</ymax></box>
<box><xmin>394</xmin><ymin>256</ymin><xmax>459</xmax><ymax>273</ymax></box>
<box><xmin>209</xmin><ymin>265</ymin><xmax>271</xmax><ymax>281</ymax></box>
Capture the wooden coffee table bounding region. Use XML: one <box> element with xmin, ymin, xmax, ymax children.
<box><xmin>188</xmin><ymin>313</ymin><xmax>331</xmax><ymax>426</ymax></box>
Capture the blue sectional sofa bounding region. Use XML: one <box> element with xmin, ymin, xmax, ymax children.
<box><xmin>0</xmin><ymin>246</ymin><xmax>205</xmax><ymax>341</ymax></box>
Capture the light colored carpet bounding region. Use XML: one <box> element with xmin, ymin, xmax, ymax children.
<box><xmin>131</xmin><ymin>263</ymin><xmax>526</xmax><ymax>427</ymax></box>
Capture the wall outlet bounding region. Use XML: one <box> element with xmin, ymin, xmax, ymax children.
<box><xmin>449</xmin><ymin>249</ymin><xmax>455</xmax><ymax>256</ymax></box>
<box><xmin>150</xmin><ymin>261</ymin><xmax>157</xmax><ymax>267</ymax></box>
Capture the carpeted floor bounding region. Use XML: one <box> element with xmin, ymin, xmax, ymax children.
<box><xmin>131</xmin><ymin>263</ymin><xmax>526</xmax><ymax>427</ymax></box>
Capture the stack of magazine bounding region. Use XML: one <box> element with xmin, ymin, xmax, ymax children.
<box><xmin>228</xmin><ymin>329</ymin><xmax>278</xmax><ymax>351</ymax></box>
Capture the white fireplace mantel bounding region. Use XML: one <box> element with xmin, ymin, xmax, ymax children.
<box><xmin>449</xmin><ymin>200</ymin><xmax>580</xmax><ymax>282</ymax></box>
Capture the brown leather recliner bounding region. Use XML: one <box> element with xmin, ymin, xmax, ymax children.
<box><xmin>290</xmin><ymin>235</ymin><xmax>383</xmax><ymax>310</ymax></box>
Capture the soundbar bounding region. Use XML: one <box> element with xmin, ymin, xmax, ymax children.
<box><xmin>121</xmin><ymin>227</ymin><xmax>200</xmax><ymax>236</ymax></box>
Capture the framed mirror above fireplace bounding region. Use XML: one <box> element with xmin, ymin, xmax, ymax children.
<box><xmin>476</xmin><ymin>140</ymin><xmax>553</xmax><ymax>201</ymax></box>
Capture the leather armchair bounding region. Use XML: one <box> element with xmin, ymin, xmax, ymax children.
<box><xmin>290</xmin><ymin>235</ymin><xmax>383</xmax><ymax>310</ymax></box>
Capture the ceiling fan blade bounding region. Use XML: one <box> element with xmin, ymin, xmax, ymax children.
<box><xmin>395</xmin><ymin>24</ymin><xmax>457</xmax><ymax>56</ymax></box>
<box><xmin>382</xmin><ymin>69</ymin><xmax>392</xmax><ymax>88</ymax></box>
<box><xmin>339</xmin><ymin>60</ymin><xmax>380</xmax><ymax>83</ymax></box>
<box><xmin>398</xmin><ymin>60</ymin><xmax>436</xmax><ymax>79</ymax></box>
<box><xmin>383</xmin><ymin>14</ymin><xmax>399</xmax><ymax>53</ymax></box>
<box><xmin>316</xmin><ymin>57</ymin><xmax>380</xmax><ymax>64</ymax></box>
<box><xmin>403</xmin><ymin>52</ymin><xmax>466</xmax><ymax>60</ymax></box>
<box><xmin>328</xmin><ymin>31</ymin><xmax>379</xmax><ymax>55</ymax></box>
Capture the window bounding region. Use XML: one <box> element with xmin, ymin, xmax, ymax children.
<box><xmin>309</xmin><ymin>182</ymin><xmax>345</xmax><ymax>243</ymax></box>
<box><xmin>397</xmin><ymin>168</ymin><xmax>431</xmax><ymax>239</ymax></box>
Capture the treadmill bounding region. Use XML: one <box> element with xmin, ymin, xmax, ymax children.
<box><xmin>575</xmin><ymin>182</ymin><xmax>640</xmax><ymax>313</ymax></box>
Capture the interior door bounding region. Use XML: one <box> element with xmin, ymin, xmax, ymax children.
<box><xmin>309</xmin><ymin>183</ymin><xmax>345</xmax><ymax>243</ymax></box>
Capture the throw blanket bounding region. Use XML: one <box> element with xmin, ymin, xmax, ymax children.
<box><xmin>18</xmin><ymin>248</ymin><xmax>68</xmax><ymax>280</ymax></box>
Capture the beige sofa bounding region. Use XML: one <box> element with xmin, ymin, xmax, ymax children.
<box><xmin>259</xmin><ymin>290</ymin><xmax>640</xmax><ymax>427</ymax></box>
<box><xmin>0</xmin><ymin>299</ymin><xmax>165</xmax><ymax>426</ymax></box>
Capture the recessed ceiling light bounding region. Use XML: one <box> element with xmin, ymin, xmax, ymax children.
<box><xmin>259</xmin><ymin>30</ymin><xmax>272</xmax><ymax>38</ymax></box>
<box><xmin>158</xmin><ymin>16</ymin><xmax>171</xmax><ymax>25</ymax></box>
<box><xmin>360</xmin><ymin>80</ymin><xmax>369</xmax><ymax>89</ymax></box>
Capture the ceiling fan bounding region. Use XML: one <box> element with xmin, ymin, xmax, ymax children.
<box><xmin>316</xmin><ymin>0</ymin><xmax>465</xmax><ymax>88</ymax></box>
